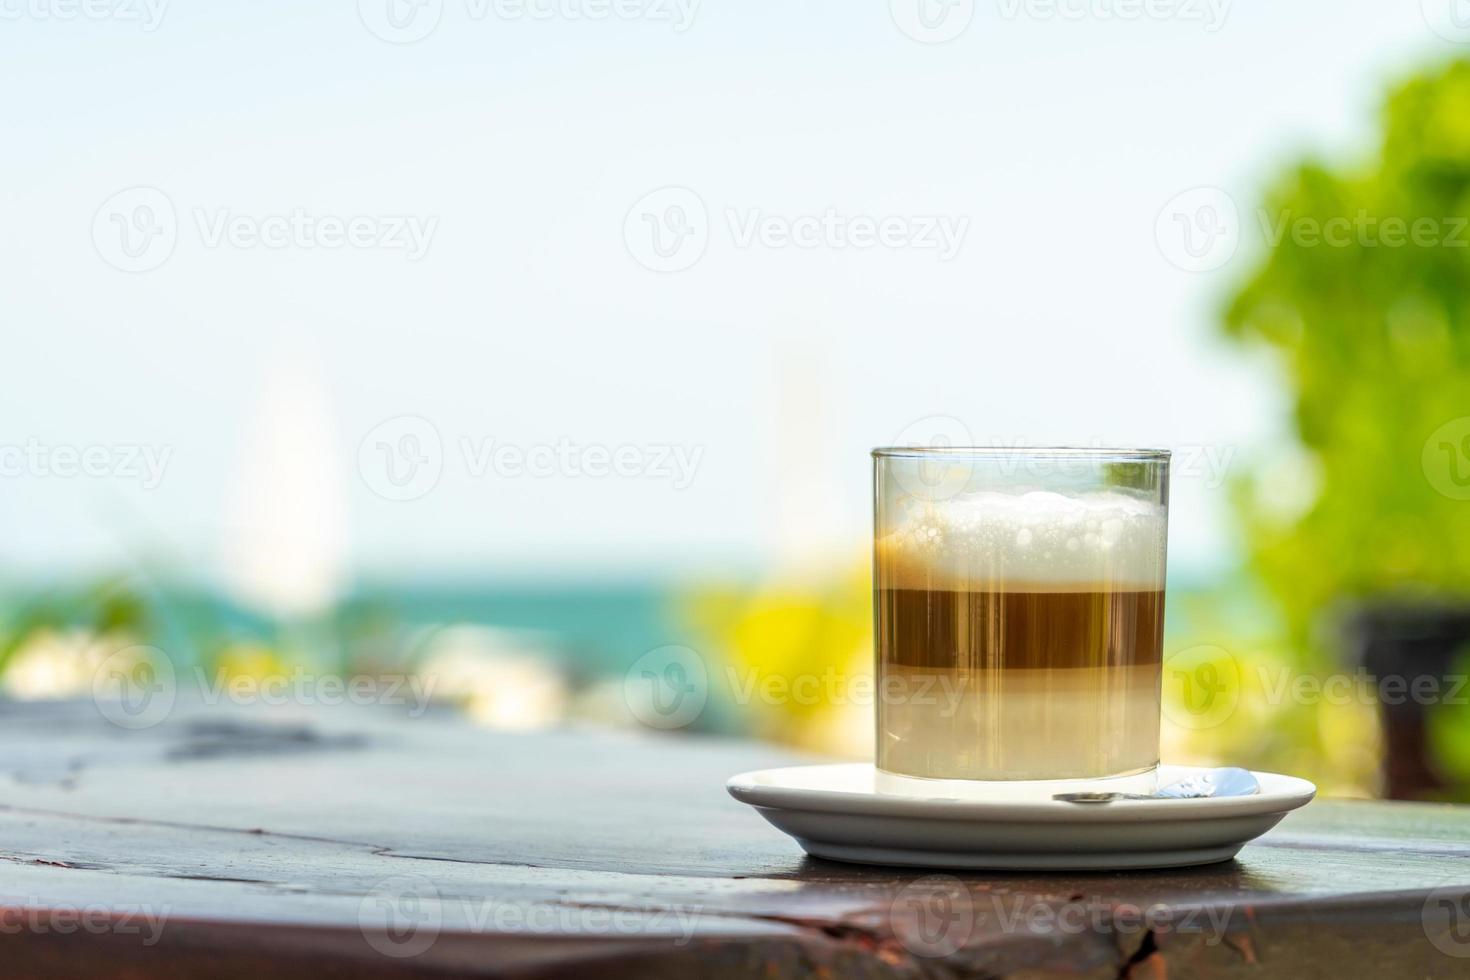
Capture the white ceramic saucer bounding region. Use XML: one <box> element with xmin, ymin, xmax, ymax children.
<box><xmin>727</xmin><ymin>764</ymin><xmax>1316</xmax><ymax>870</ymax></box>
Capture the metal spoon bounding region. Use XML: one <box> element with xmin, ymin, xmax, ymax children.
<box><xmin>1053</xmin><ymin>767</ymin><xmax>1259</xmax><ymax>804</ymax></box>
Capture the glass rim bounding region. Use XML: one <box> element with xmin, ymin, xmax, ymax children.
<box><xmin>871</xmin><ymin>446</ymin><xmax>1171</xmax><ymax>461</ymax></box>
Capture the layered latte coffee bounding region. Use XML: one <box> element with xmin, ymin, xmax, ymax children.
<box><xmin>874</xmin><ymin>488</ymin><xmax>1167</xmax><ymax>782</ymax></box>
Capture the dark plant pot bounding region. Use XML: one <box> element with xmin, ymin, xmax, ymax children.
<box><xmin>1342</xmin><ymin>601</ymin><xmax>1470</xmax><ymax>800</ymax></box>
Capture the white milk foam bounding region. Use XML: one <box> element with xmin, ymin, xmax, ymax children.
<box><xmin>880</xmin><ymin>490</ymin><xmax>1167</xmax><ymax>592</ymax></box>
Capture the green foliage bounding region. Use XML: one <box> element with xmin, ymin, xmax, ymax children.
<box><xmin>1224</xmin><ymin>59</ymin><xmax>1470</xmax><ymax>654</ymax></box>
<box><xmin>0</xmin><ymin>576</ymin><xmax>153</xmax><ymax>676</ymax></box>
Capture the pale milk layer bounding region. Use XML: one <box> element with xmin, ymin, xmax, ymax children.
<box><xmin>877</xmin><ymin>664</ymin><xmax>1161</xmax><ymax>780</ymax></box>
<box><xmin>878</xmin><ymin>490</ymin><xmax>1167</xmax><ymax>592</ymax></box>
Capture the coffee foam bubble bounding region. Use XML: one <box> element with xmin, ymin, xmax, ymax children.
<box><xmin>879</xmin><ymin>490</ymin><xmax>1167</xmax><ymax>592</ymax></box>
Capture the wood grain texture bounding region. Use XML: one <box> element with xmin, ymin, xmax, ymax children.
<box><xmin>1</xmin><ymin>699</ymin><xmax>1468</xmax><ymax>978</ymax></box>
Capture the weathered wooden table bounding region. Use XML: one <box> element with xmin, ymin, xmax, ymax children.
<box><xmin>3</xmin><ymin>699</ymin><xmax>1470</xmax><ymax>978</ymax></box>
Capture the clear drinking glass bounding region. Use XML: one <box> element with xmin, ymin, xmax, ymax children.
<box><xmin>872</xmin><ymin>448</ymin><xmax>1170</xmax><ymax>796</ymax></box>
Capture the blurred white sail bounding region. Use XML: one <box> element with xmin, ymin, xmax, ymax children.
<box><xmin>221</xmin><ymin>347</ymin><xmax>347</xmax><ymax>618</ymax></box>
<box><xmin>771</xmin><ymin>341</ymin><xmax>848</xmax><ymax>573</ymax></box>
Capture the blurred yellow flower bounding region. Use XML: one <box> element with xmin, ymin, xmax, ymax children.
<box><xmin>211</xmin><ymin>643</ymin><xmax>292</xmax><ymax>684</ymax></box>
<box><xmin>684</xmin><ymin>566</ymin><xmax>872</xmax><ymax>757</ymax></box>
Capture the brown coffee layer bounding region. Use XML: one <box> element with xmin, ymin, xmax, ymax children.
<box><xmin>875</xmin><ymin>588</ymin><xmax>1164</xmax><ymax>670</ymax></box>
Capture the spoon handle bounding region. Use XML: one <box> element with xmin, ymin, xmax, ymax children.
<box><xmin>1052</xmin><ymin>792</ymin><xmax>1159</xmax><ymax>803</ymax></box>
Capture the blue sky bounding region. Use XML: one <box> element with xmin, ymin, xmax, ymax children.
<box><xmin>0</xmin><ymin>0</ymin><xmax>1461</xmax><ymax>592</ymax></box>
